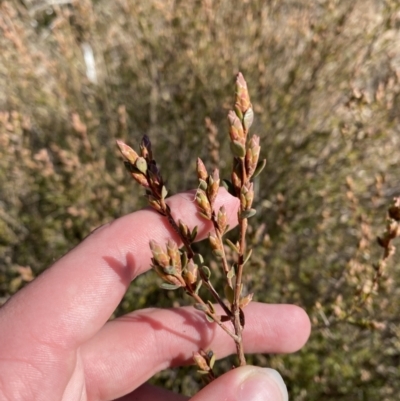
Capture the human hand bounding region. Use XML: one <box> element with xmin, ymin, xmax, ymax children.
<box><xmin>0</xmin><ymin>189</ymin><xmax>310</xmax><ymax>401</ymax></box>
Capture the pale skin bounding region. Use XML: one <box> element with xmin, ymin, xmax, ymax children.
<box><xmin>0</xmin><ymin>189</ymin><xmax>311</xmax><ymax>401</ymax></box>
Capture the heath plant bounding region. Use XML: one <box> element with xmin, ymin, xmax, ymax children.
<box><xmin>117</xmin><ymin>73</ymin><xmax>265</xmax><ymax>380</ymax></box>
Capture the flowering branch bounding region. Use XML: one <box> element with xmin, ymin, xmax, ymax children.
<box><xmin>116</xmin><ymin>72</ymin><xmax>265</xmax><ymax>375</ymax></box>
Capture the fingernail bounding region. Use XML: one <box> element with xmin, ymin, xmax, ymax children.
<box><xmin>237</xmin><ymin>367</ymin><xmax>288</xmax><ymax>401</ymax></box>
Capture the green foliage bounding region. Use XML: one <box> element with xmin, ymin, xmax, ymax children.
<box><xmin>1</xmin><ymin>0</ymin><xmax>400</xmax><ymax>399</ymax></box>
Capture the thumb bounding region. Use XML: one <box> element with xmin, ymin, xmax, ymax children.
<box><xmin>191</xmin><ymin>366</ymin><xmax>288</xmax><ymax>401</ymax></box>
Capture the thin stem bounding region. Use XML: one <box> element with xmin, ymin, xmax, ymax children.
<box><xmin>189</xmin><ymin>289</ymin><xmax>238</xmax><ymax>341</ymax></box>
<box><xmin>202</xmin><ymin>274</ymin><xmax>233</xmax><ymax>318</ymax></box>
<box><xmin>211</xmin><ymin>214</ymin><xmax>233</xmax><ymax>288</ymax></box>
<box><xmin>230</xmin><ymin>157</ymin><xmax>249</xmax><ymax>367</ymax></box>
<box><xmin>232</xmin><ymin>217</ymin><xmax>247</xmax><ymax>366</ymax></box>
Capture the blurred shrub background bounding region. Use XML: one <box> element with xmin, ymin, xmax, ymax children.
<box><xmin>1</xmin><ymin>0</ymin><xmax>400</xmax><ymax>399</ymax></box>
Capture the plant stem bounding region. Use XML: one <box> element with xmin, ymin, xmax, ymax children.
<box><xmin>230</xmin><ymin>157</ymin><xmax>249</xmax><ymax>367</ymax></box>
<box><xmin>190</xmin><ymin>286</ymin><xmax>238</xmax><ymax>341</ymax></box>
<box><xmin>211</xmin><ymin>216</ymin><xmax>233</xmax><ymax>288</ymax></box>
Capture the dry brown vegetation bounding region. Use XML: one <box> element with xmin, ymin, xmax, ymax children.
<box><xmin>1</xmin><ymin>0</ymin><xmax>400</xmax><ymax>399</ymax></box>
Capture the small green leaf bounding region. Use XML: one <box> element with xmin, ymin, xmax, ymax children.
<box><xmin>199</xmin><ymin>179</ymin><xmax>208</xmax><ymax>191</ymax></box>
<box><xmin>212</xmin><ymin>249</ymin><xmax>223</xmax><ymax>259</ymax></box>
<box><xmin>207</xmin><ymin>300</ymin><xmax>216</xmax><ymax>314</ymax></box>
<box><xmin>178</xmin><ymin>220</ymin><xmax>188</xmax><ymax>237</ymax></box>
<box><xmin>243</xmin><ymin>249</ymin><xmax>253</xmax><ymax>265</ymax></box>
<box><xmin>205</xmin><ymin>314</ymin><xmax>215</xmax><ymax>323</ymax></box>
<box><xmin>224</xmin><ymin>284</ymin><xmax>235</xmax><ymax>304</ymax></box>
<box><xmin>161</xmin><ymin>185</ymin><xmax>168</xmax><ymax>200</ymax></box>
<box><xmin>199</xmin><ymin>212</ymin><xmax>211</xmax><ymax>220</ymax></box>
<box><xmin>197</xmin><ymin>370</ymin><xmax>211</xmax><ymax>375</ymax></box>
<box><xmin>243</xmin><ymin>107</ymin><xmax>254</xmax><ymax>130</ymax></box>
<box><xmin>181</xmin><ymin>251</ymin><xmax>188</xmax><ymax>268</ymax></box>
<box><xmin>234</xmin><ymin>105</ymin><xmax>243</xmax><ymax>120</ymax></box>
<box><xmin>135</xmin><ymin>157</ymin><xmax>148</xmax><ymax>174</ymax></box>
<box><xmin>252</xmin><ymin>159</ymin><xmax>266</xmax><ymax>178</ymax></box>
<box><xmin>226</xmin><ymin>238</ymin><xmax>239</xmax><ymax>253</ymax></box>
<box><xmin>209</xmin><ymin>353</ymin><xmax>216</xmax><ymax>369</ymax></box>
<box><xmin>230</xmin><ymin>140</ymin><xmax>246</xmax><ymax>158</ymax></box>
<box><xmin>190</xmin><ymin>226</ymin><xmax>198</xmax><ymax>242</ymax></box>
<box><xmin>160</xmin><ymin>283</ymin><xmax>181</xmax><ymax>290</ymax></box>
<box><xmin>227</xmin><ymin>266</ymin><xmax>236</xmax><ymax>279</ymax></box>
<box><xmin>163</xmin><ymin>266</ymin><xmax>178</xmax><ymax>275</ymax></box>
<box><xmin>194</xmin><ymin>280</ymin><xmax>202</xmax><ymax>295</ymax></box>
<box><xmin>194</xmin><ymin>253</ymin><xmax>204</xmax><ymax>265</ymax></box>
<box><xmin>239</xmin><ymin>292</ymin><xmax>254</xmax><ymax>308</ymax></box>
<box><xmin>194</xmin><ymin>303</ymin><xmax>209</xmax><ymax>312</ymax></box>
<box><xmin>200</xmin><ymin>265</ymin><xmax>211</xmax><ymax>280</ymax></box>
<box><xmin>240</xmin><ymin>208</ymin><xmax>257</xmax><ymax>219</ymax></box>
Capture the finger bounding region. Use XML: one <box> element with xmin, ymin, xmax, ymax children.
<box><xmin>82</xmin><ymin>303</ymin><xmax>310</xmax><ymax>400</ymax></box>
<box><xmin>116</xmin><ymin>384</ymin><xmax>188</xmax><ymax>401</ymax></box>
<box><xmin>191</xmin><ymin>366</ymin><xmax>288</xmax><ymax>401</ymax></box>
<box><xmin>0</xmin><ymin>189</ymin><xmax>239</xmax><ymax>350</ymax></box>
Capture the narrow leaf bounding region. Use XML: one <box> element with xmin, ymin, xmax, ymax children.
<box><xmin>252</xmin><ymin>159</ymin><xmax>266</xmax><ymax>178</ymax></box>
<box><xmin>209</xmin><ymin>353</ymin><xmax>216</xmax><ymax>369</ymax></box>
<box><xmin>207</xmin><ymin>300</ymin><xmax>216</xmax><ymax>314</ymax></box>
<box><xmin>212</xmin><ymin>249</ymin><xmax>223</xmax><ymax>259</ymax></box>
<box><xmin>161</xmin><ymin>185</ymin><xmax>168</xmax><ymax>200</ymax></box>
<box><xmin>199</xmin><ymin>212</ymin><xmax>211</xmax><ymax>220</ymax></box>
<box><xmin>163</xmin><ymin>266</ymin><xmax>178</xmax><ymax>275</ymax></box>
<box><xmin>243</xmin><ymin>107</ymin><xmax>254</xmax><ymax>130</ymax></box>
<box><xmin>194</xmin><ymin>253</ymin><xmax>204</xmax><ymax>265</ymax></box>
<box><xmin>224</xmin><ymin>284</ymin><xmax>235</xmax><ymax>304</ymax></box>
<box><xmin>243</xmin><ymin>249</ymin><xmax>253</xmax><ymax>265</ymax></box>
<box><xmin>226</xmin><ymin>238</ymin><xmax>239</xmax><ymax>253</ymax></box>
<box><xmin>160</xmin><ymin>283</ymin><xmax>181</xmax><ymax>290</ymax></box>
<box><xmin>194</xmin><ymin>303</ymin><xmax>209</xmax><ymax>312</ymax></box>
<box><xmin>190</xmin><ymin>226</ymin><xmax>198</xmax><ymax>242</ymax></box>
<box><xmin>240</xmin><ymin>208</ymin><xmax>257</xmax><ymax>219</ymax></box>
<box><xmin>227</xmin><ymin>266</ymin><xmax>236</xmax><ymax>279</ymax></box>
<box><xmin>197</xmin><ymin>370</ymin><xmax>211</xmax><ymax>375</ymax></box>
<box><xmin>205</xmin><ymin>314</ymin><xmax>215</xmax><ymax>323</ymax></box>
<box><xmin>230</xmin><ymin>140</ymin><xmax>246</xmax><ymax>158</ymax></box>
<box><xmin>200</xmin><ymin>265</ymin><xmax>211</xmax><ymax>280</ymax></box>
<box><xmin>234</xmin><ymin>104</ymin><xmax>243</xmax><ymax>120</ymax></box>
<box><xmin>239</xmin><ymin>293</ymin><xmax>254</xmax><ymax>308</ymax></box>
<box><xmin>181</xmin><ymin>251</ymin><xmax>188</xmax><ymax>268</ymax></box>
<box><xmin>135</xmin><ymin>157</ymin><xmax>148</xmax><ymax>174</ymax></box>
<box><xmin>194</xmin><ymin>280</ymin><xmax>202</xmax><ymax>295</ymax></box>
<box><xmin>199</xmin><ymin>179</ymin><xmax>208</xmax><ymax>191</ymax></box>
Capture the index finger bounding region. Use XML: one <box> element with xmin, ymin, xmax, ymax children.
<box><xmin>0</xmin><ymin>189</ymin><xmax>239</xmax><ymax>349</ymax></box>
